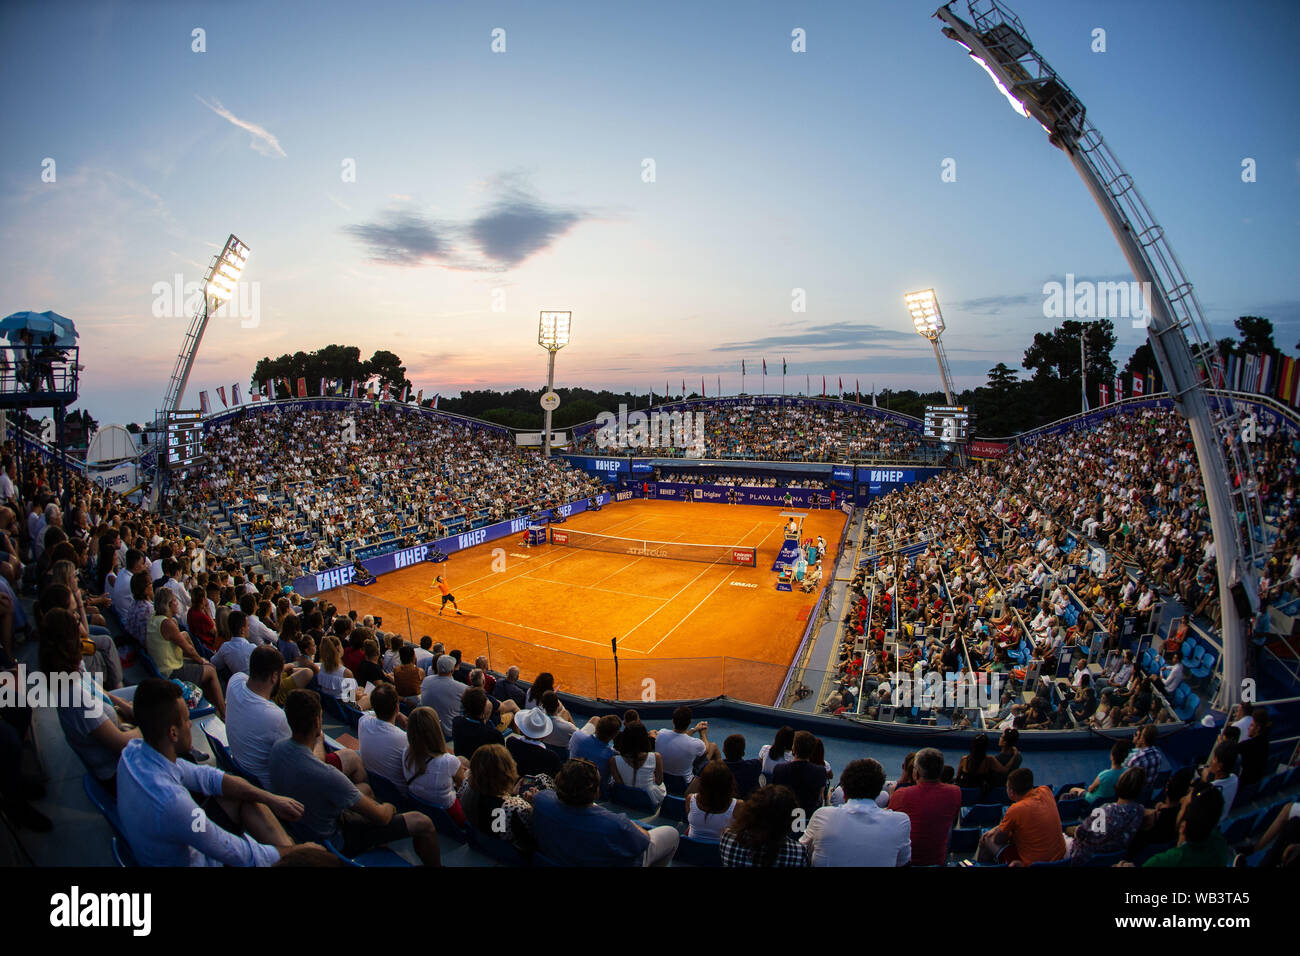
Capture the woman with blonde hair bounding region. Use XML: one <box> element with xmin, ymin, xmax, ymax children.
<box><xmin>403</xmin><ymin>706</ymin><xmax>469</xmax><ymax>824</ymax></box>
<box><xmin>146</xmin><ymin>586</ymin><xmax>225</xmax><ymax>719</ymax></box>
<box><xmin>318</xmin><ymin>633</ymin><xmax>368</xmax><ymax>710</ymax></box>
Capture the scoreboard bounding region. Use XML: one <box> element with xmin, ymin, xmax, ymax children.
<box><xmin>923</xmin><ymin>405</ymin><xmax>972</xmax><ymax>443</ymax></box>
<box><xmin>165</xmin><ymin>409</ymin><xmax>205</xmax><ymax>467</ymax></box>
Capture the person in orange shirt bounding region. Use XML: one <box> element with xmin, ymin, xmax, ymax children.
<box><xmin>431</xmin><ymin>574</ymin><xmax>463</xmax><ymax>617</ymax></box>
<box><xmin>976</xmin><ymin>767</ymin><xmax>1066</xmax><ymax>865</ymax></box>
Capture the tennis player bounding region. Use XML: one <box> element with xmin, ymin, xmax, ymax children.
<box><xmin>432</xmin><ymin>573</ymin><xmax>464</xmax><ymax>616</ymax></box>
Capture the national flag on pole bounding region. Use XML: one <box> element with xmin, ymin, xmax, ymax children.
<box><xmin>1114</xmin><ymin>376</ymin><xmax>1123</xmax><ymax>401</ymax></box>
<box><xmin>295</xmin><ymin>377</ymin><xmax>306</xmax><ymax>398</ymax></box>
<box><xmin>822</xmin><ymin>375</ymin><xmax>826</xmax><ymax>397</ymax></box>
<box><xmin>701</xmin><ymin>376</ymin><xmax>705</xmax><ymax>397</ymax></box>
<box><xmin>742</xmin><ymin>359</ymin><xmax>746</xmax><ymax>376</ymax></box>
<box><xmin>381</xmin><ymin>382</ymin><xmax>390</xmax><ymax>401</ymax></box>
<box><xmin>282</xmin><ymin>377</ymin><xmax>292</xmax><ymax>398</ymax></box>
<box><xmin>217</xmin><ymin>386</ymin><xmax>228</xmax><ymax>408</ymax></box>
<box><xmin>433</xmin><ymin>393</ymin><xmax>440</xmax><ymax>409</ymax></box>
<box><xmin>838</xmin><ymin>377</ymin><xmax>843</xmax><ymax>396</ymax></box>
<box><xmin>347</xmin><ymin>380</ymin><xmax>356</xmax><ymax>399</ymax></box>
<box><xmin>762</xmin><ymin>359</ymin><xmax>767</xmax><ymax>375</ymax></box>
<box><xmin>263</xmin><ymin>380</ymin><xmax>273</xmax><ymax>400</ymax></box>
<box><xmin>783</xmin><ymin>357</ymin><xmax>787</xmax><ymax>375</ymax></box>
<box><xmin>319</xmin><ymin>377</ymin><xmax>326</xmax><ymax>397</ymax></box>
<box><xmin>872</xmin><ymin>384</ymin><xmax>877</xmax><ymax>408</ymax></box>
<box><xmin>416</xmin><ymin>389</ymin><xmax>424</xmax><ymax>405</ymax></box>
<box><xmin>199</xmin><ymin>391</ymin><xmax>210</xmax><ymax>414</ymax></box>
<box><xmin>1132</xmin><ymin>372</ymin><xmax>1143</xmax><ymax>396</ymax></box>
<box><xmin>232</xmin><ymin>383</ymin><xmax>242</xmax><ymax>405</ymax></box>
<box><xmin>856</xmin><ymin>379</ymin><xmax>860</xmax><ymax>403</ymax></box>
<box><xmin>1099</xmin><ymin>383</ymin><xmax>1109</xmax><ymax>405</ymax></box>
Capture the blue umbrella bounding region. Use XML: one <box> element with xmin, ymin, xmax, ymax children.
<box><xmin>0</xmin><ymin>310</ymin><xmax>79</xmax><ymax>347</ymax></box>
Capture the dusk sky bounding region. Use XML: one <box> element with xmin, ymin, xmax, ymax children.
<box><xmin>1</xmin><ymin>0</ymin><xmax>1297</xmax><ymax>426</ymax></box>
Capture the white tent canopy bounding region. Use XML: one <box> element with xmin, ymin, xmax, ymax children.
<box><xmin>85</xmin><ymin>424</ymin><xmax>140</xmax><ymax>466</ymax></box>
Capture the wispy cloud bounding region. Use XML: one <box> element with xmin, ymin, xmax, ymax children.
<box><xmin>196</xmin><ymin>95</ymin><xmax>286</xmax><ymax>158</ymax></box>
<box><xmin>713</xmin><ymin>322</ymin><xmax>913</xmax><ymax>352</ymax></box>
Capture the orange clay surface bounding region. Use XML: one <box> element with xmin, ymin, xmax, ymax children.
<box><xmin>321</xmin><ymin>499</ymin><xmax>847</xmax><ymax>704</ymax></box>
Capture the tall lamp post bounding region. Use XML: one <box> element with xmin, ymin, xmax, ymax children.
<box><xmin>905</xmin><ymin>288</ymin><xmax>955</xmax><ymax>404</ymax></box>
<box><xmin>538</xmin><ymin>311</ymin><xmax>572</xmax><ymax>457</ymax></box>
<box><xmin>934</xmin><ymin>0</ymin><xmax>1265</xmax><ymax>708</ymax></box>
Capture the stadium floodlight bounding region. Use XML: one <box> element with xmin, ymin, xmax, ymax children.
<box><xmin>538</xmin><ymin>310</ymin><xmax>572</xmax><ymax>350</ymax></box>
<box><xmin>905</xmin><ymin>288</ymin><xmax>945</xmax><ymax>341</ymax></box>
<box><xmin>905</xmin><ymin>288</ymin><xmax>955</xmax><ymax>404</ymax></box>
<box><xmin>538</xmin><ymin>311</ymin><xmax>573</xmax><ymax>456</ymax></box>
<box><xmin>934</xmin><ymin>0</ymin><xmax>1265</xmax><ymax>710</ymax></box>
<box><xmin>204</xmin><ymin>234</ymin><xmax>250</xmax><ymax>306</ymax></box>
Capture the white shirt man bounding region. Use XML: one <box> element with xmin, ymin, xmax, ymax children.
<box><xmin>225</xmin><ymin>671</ymin><xmax>290</xmax><ymax>787</ymax></box>
<box><xmin>247</xmin><ymin>613</ymin><xmax>278</xmax><ymax>646</ymax></box>
<box><xmin>212</xmin><ymin>634</ymin><xmax>256</xmax><ymax>678</ymax></box>
<box><xmin>654</xmin><ymin>715</ymin><xmax>709</xmax><ymax>783</ymax></box>
<box><xmin>801</xmin><ymin>761</ymin><xmax>911</xmax><ymax>867</ymax></box>
<box><xmin>420</xmin><ymin>656</ymin><xmax>467</xmax><ymax>740</ymax></box>
<box><xmin>358</xmin><ymin>710</ymin><xmax>409</xmax><ymax>795</ymax></box>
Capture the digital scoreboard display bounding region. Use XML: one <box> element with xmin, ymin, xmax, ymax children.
<box><xmin>923</xmin><ymin>405</ymin><xmax>972</xmax><ymax>442</ymax></box>
<box><xmin>166</xmin><ymin>409</ymin><xmax>206</xmax><ymax>467</ymax></box>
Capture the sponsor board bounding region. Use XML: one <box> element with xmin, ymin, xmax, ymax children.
<box><xmin>732</xmin><ymin>549</ymin><xmax>756</xmax><ymax>566</ymax></box>
<box><xmin>294</xmin><ymin>493</ymin><xmax>611</xmax><ymax>595</ymax></box>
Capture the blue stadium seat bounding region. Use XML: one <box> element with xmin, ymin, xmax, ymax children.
<box><xmin>201</xmin><ymin>724</ymin><xmax>257</xmax><ymax>782</ymax></box>
<box><xmin>320</xmin><ymin>693</ymin><xmax>364</xmax><ymax>731</ymax></box>
<box><xmin>663</xmin><ymin>773</ymin><xmax>689</xmax><ymax>797</ymax></box>
<box><xmin>83</xmin><ymin>774</ymin><xmax>127</xmax><ymax>843</ymax></box>
<box><xmin>368</xmin><ymin>773</ymin><xmax>410</xmax><ymax>810</ymax></box>
<box><xmin>1056</xmin><ymin>798</ymin><xmax>1086</xmax><ymax>825</ymax></box>
<box><xmin>465</xmin><ymin>824</ymin><xmax>530</xmax><ymax>866</ymax></box>
<box><xmin>111</xmin><ymin>836</ymin><xmax>138</xmax><ymax>868</ymax></box>
<box><xmin>960</xmin><ymin>803</ymin><xmax>1004</xmax><ymax>829</ymax></box>
<box><xmin>947</xmin><ymin>827</ymin><xmax>981</xmax><ymax>859</ymax></box>
<box><xmin>673</xmin><ymin>835</ymin><xmax>722</xmax><ymax>866</ymax></box>
<box><xmin>409</xmin><ymin>798</ymin><xmax>469</xmax><ymax>843</ymax></box>
<box><xmin>657</xmin><ymin>794</ymin><xmax>687</xmax><ymax>824</ymax></box>
<box><xmin>1222</xmin><ymin>812</ymin><xmax>1260</xmax><ymax>845</ymax></box>
<box><xmin>1174</xmin><ymin>692</ymin><xmax>1199</xmax><ymax>722</ymax></box>
<box><xmin>610</xmin><ymin>784</ymin><xmax>661</xmax><ymax>815</ymax></box>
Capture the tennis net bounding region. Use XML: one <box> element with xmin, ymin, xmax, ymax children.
<box><xmin>549</xmin><ymin>527</ymin><xmax>756</xmax><ymax>567</ymax></box>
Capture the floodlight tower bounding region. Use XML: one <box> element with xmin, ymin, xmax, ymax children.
<box><xmin>155</xmin><ymin>234</ymin><xmax>249</xmax><ymax>504</ymax></box>
<box><xmin>538</xmin><ymin>311</ymin><xmax>572</xmax><ymax>457</ymax></box>
<box><xmin>160</xmin><ymin>234</ymin><xmax>250</xmax><ymax>417</ymax></box>
<box><xmin>934</xmin><ymin>0</ymin><xmax>1266</xmax><ymax>709</ymax></box>
<box><xmin>905</xmin><ymin>289</ymin><xmax>956</xmax><ymax>404</ymax></box>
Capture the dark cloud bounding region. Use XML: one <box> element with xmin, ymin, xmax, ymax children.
<box><xmin>468</xmin><ymin>193</ymin><xmax>585</xmax><ymax>267</ymax></box>
<box><xmin>344</xmin><ymin>181</ymin><xmax>590</xmax><ymax>271</ymax></box>
<box><xmin>343</xmin><ymin>211</ymin><xmax>448</xmax><ymax>265</ymax></box>
<box><xmin>712</xmin><ymin>322</ymin><xmax>913</xmax><ymax>352</ymax></box>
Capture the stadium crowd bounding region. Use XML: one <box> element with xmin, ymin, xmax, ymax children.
<box><xmin>171</xmin><ymin>403</ymin><xmax>603</xmax><ymax>577</ymax></box>
<box><xmin>574</xmin><ymin>400</ymin><xmax>926</xmax><ymax>462</ymax></box>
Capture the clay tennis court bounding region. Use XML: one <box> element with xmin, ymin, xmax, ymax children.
<box><xmin>320</xmin><ymin>499</ymin><xmax>848</xmax><ymax>703</ymax></box>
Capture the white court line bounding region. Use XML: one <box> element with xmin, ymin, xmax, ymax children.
<box><xmin>644</xmin><ymin>567</ymin><xmax>738</xmax><ymax>653</ymax></box>
<box><xmin>523</xmin><ymin>575</ymin><xmax>660</xmax><ymax>601</ymax></box>
<box><xmin>466</xmin><ymin>613</ymin><xmax>650</xmax><ymax>654</ymax></box>
<box><xmin>586</xmin><ymin>524</ymin><xmax>696</xmax><ymax>588</ymax></box>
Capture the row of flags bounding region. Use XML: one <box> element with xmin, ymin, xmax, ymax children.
<box><xmin>1098</xmin><ymin>371</ymin><xmax>1148</xmax><ymax>406</ymax></box>
<box><xmin>1211</xmin><ymin>352</ymin><xmax>1300</xmax><ymax>408</ymax></box>
<box><xmin>199</xmin><ymin>378</ymin><xmax>440</xmax><ymax>413</ymax></box>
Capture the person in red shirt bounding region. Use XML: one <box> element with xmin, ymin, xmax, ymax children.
<box><xmin>977</xmin><ymin>767</ymin><xmax>1066</xmax><ymax>864</ymax></box>
<box><xmin>889</xmin><ymin>747</ymin><xmax>963</xmax><ymax>866</ymax></box>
